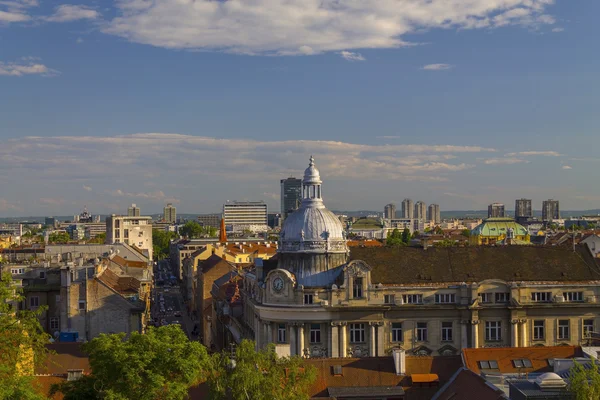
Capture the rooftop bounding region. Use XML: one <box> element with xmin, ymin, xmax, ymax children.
<box><xmin>432</xmin><ymin>368</ymin><xmax>508</xmax><ymax>400</ymax></box>
<box><xmin>472</xmin><ymin>218</ymin><xmax>529</xmax><ymax>237</ymax></box>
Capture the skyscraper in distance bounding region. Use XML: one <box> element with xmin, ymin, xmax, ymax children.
<box><xmin>515</xmin><ymin>198</ymin><xmax>532</xmax><ymax>222</ymax></box>
<box><xmin>280</xmin><ymin>177</ymin><xmax>302</xmax><ymax>221</ymax></box>
<box><xmin>128</xmin><ymin>203</ymin><xmax>140</xmax><ymax>217</ymax></box>
<box><xmin>164</xmin><ymin>203</ymin><xmax>177</xmax><ymax>223</ymax></box>
<box><xmin>542</xmin><ymin>199</ymin><xmax>560</xmax><ymax>222</ymax></box>
<box><xmin>428</xmin><ymin>204</ymin><xmax>441</xmax><ymax>224</ymax></box>
<box><xmin>414</xmin><ymin>201</ymin><xmax>427</xmax><ymax>221</ymax></box>
<box><xmin>384</xmin><ymin>203</ymin><xmax>396</xmax><ymax>219</ymax></box>
<box><xmin>401</xmin><ymin>198</ymin><xmax>414</xmax><ymax>219</ymax></box>
<box><xmin>488</xmin><ymin>203</ymin><xmax>505</xmax><ymax>218</ymax></box>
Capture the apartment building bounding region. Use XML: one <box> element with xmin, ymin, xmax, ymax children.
<box><xmin>105</xmin><ymin>215</ymin><xmax>153</xmax><ymax>260</ymax></box>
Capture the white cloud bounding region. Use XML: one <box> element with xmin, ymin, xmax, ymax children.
<box><xmin>421</xmin><ymin>63</ymin><xmax>453</xmax><ymax>71</ymax></box>
<box><xmin>562</xmin><ymin>165</ymin><xmax>572</xmax><ymax>170</ymax></box>
<box><xmin>339</xmin><ymin>51</ymin><xmax>365</xmax><ymax>62</ymax></box>
<box><xmin>505</xmin><ymin>151</ymin><xmax>561</xmax><ymax>157</ymax></box>
<box><xmin>552</xmin><ymin>27</ymin><xmax>564</xmax><ymax>32</ymax></box>
<box><xmin>0</xmin><ymin>9</ymin><xmax>29</xmax><ymax>22</ymax></box>
<box><xmin>76</xmin><ymin>37</ymin><xmax>84</xmax><ymax>44</ymax></box>
<box><xmin>83</xmin><ymin>185</ymin><xmax>92</xmax><ymax>192</ymax></box>
<box><xmin>483</xmin><ymin>157</ymin><xmax>529</xmax><ymax>165</ymax></box>
<box><xmin>0</xmin><ymin>0</ymin><xmax>37</xmax><ymax>23</ymax></box>
<box><xmin>44</xmin><ymin>5</ymin><xmax>99</xmax><ymax>22</ymax></box>
<box><xmin>0</xmin><ymin>58</ymin><xmax>59</xmax><ymax>77</ymax></box>
<box><xmin>103</xmin><ymin>0</ymin><xmax>556</xmax><ymax>55</ymax></box>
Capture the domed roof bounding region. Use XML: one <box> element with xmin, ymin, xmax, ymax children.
<box><xmin>471</xmin><ymin>217</ymin><xmax>529</xmax><ymax>237</ymax></box>
<box><xmin>279</xmin><ymin>156</ymin><xmax>348</xmax><ymax>254</ymax></box>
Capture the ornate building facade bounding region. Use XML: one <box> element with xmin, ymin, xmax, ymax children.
<box><xmin>240</xmin><ymin>158</ymin><xmax>600</xmax><ymax>359</ymax></box>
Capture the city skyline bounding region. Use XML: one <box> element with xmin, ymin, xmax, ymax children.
<box><xmin>1</xmin><ymin>1</ymin><xmax>599</xmax><ymax>216</ymax></box>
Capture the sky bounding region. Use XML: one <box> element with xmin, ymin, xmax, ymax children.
<box><xmin>1</xmin><ymin>0</ymin><xmax>599</xmax><ymax>217</ymax></box>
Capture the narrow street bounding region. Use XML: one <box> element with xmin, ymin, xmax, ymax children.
<box><xmin>151</xmin><ymin>259</ymin><xmax>198</xmax><ymax>340</ymax></box>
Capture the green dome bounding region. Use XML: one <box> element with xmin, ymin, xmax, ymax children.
<box><xmin>471</xmin><ymin>218</ymin><xmax>528</xmax><ymax>237</ymax></box>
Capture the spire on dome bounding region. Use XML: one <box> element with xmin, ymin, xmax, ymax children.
<box><xmin>309</xmin><ymin>155</ymin><xmax>315</xmax><ymax>166</ymax></box>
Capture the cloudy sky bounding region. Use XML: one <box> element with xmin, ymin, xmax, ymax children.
<box><xmin>1</xmin><ymin>0</ymin><xmax>599</xmax><ymax>217</ymax></box>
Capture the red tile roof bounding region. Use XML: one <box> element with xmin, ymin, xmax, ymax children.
<box><xmin>462</xmin><ymin>346</ymin><xmax>583</xmax><ymax>375</ymax></box>
<box><xmin>96</xmin><ymin>268</ymin><xmax>140</xmax><ymax>295</ymax></box>
<box><xmin>111</xmin><ymin>255</ymin><xmax>147</xmax><ymax>268</ymax></box>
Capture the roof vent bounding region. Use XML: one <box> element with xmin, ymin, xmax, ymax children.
<box><xmin>332</xmin><ymin>365</ymin><xmax>343</xmax><ymax>376</ymax></box>
<box><xmin>535</xmin><ymin>372</ymin><xmax>567</xmax><ymax>391</ymax></box>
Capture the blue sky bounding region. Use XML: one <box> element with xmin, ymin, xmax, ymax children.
<box><xmin>1</xmin><ymin>0</ymin><xmax>599</xmax><ymax>217</ymax></box>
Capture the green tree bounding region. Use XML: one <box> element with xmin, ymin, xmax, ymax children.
<box><xmin>386</xmin><ymin>229</ymin><xmax>404</xmax><ymax>247</ymax></box>
<box><xmin>207</xmin><ymin>340</ymin><xmax>316</xmax><ymax>400</ymax></box>
<box><xmin>51</xmin><ymin>325</ymin><xmax>209</xmax><ymax>400</ymax></box>
<box><xmin>88</xmin><ymin>233</ymin><xmax>106</xmax><ymax>244</ymax></box>
<box><xmin>401</xmin><ymin>228</ymin><xmax>411</xmax><ymax>244</ymax></box>
<box><xmin>48</xmin><ymin>232</ymin><xmax>70</xmax><ymax>244</ymax></box>
<box><xmin>411</xmin><ymin>230</ymin><xmax>420</xmax><ymax>239</ymax></box>
<box><xmin>179</xmin><ymin>221</ymin><xmax>218</xmax><ymax>239</ymax></box>
<box><xmin>461</xmin><ymin>229</ymin><xmax>471</xmax><ymax>237</ymax></box>
<box><xmin>433</xmin><ymin>226</ymin><xmax>444</xmax><ymax>235</ymax></box>
<box><xmin>152</xmin><ymin>230</ymin><xmax>178</xmax><ymax>260</ymax></box>
<box><xmin>568</xmin><ymin>361</ymin><xmax>600</xmax><ymax>400</ymax></box>
<box><xmin>0</xmin><ymin>273</ymin><xmax>51</xmax><ymax>400</ymax></box>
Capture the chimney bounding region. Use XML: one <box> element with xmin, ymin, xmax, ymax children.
<box><xmin>392</xmin><ymin>349</ymin><xmax>405</xmax><ymax>375</ymax></box>
<box><xmin>255</xmin><ymin>258</ymin><xmax>264</xmax><ymax>282</ymax></box>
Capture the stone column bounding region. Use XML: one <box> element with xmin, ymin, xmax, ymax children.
<box><xmin>511</xmin><ymin>319</ymin><xmax>519</xmax><ymax>347</ymax></box>
<box><xmin>298</xmin><ymin>323</ymin><xmax>305</xmax><ymax>357</ymax></box>
<box><xmin>461</xmin><ymin>320</ymin><xmax>468</xmax><ymax>349</ymax></box>
<box><xmin>329</xmin><ymin>322</ymin><xmax>339</xmax><ymax>358</ymax></box>
<box><xmin>339</xmin><ymin>322</ymin><xmax>347</xmax><ymax>357</ymax></box>
<box><xmin>369</xmin><ymin>322</ymin><xmax>376</xmax><ymax>357</ymax></box>
<box><xmin>376</xmin><ymin>322</ymin><xmax>385</xmax><ymax>356</ymax></box>
<box><xmin>520</xmin><ymin>319</ymin><xmax>527</xmax><ymax>347</ymax></box>
<box><xmin>471</xmin><ymin>320</ymin><xmax>479</xmax><ymax>348</ymax></box>
<box><xmin>290</xmin><ymin>323</ymin><xmax>297</xmax><ymax>356</ymax></box>
<box><xmin>255</xmin><ymin>317</ymin><xmax>261</xmax><ymax>350</ymax></box>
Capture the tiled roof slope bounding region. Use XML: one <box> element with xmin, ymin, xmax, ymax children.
<box><xmin>432</xmin><ymin>368</ymin><xmax>507</xmax><ymax>400</ymax></box>
<box><xmin>97</xmin><ymin>268</ymin><xmax>140</xmax><ymax>295</ymax></box>
<box><xmin>200</xmin><ymin>254</ymin><xmax>233</xmax><ymax>273</ymax></box>
<box><xmin>35</xmin><ymin>343</ymin><xmax>90</xmax><ymax>375</ymax></box>
<box><xmin>463</xmin><ymin>346</ymin><xmax>583</xmax><ymax>375</ymax></box>
<box><xmin>349</xmin><ymin>245</ymin><xmax>600</xmax><ymax>284</ymax></box>
<box><xmin>111</xmin><ymin>255</ymin><xmax>147</xmax><ymax>268</ymax></box>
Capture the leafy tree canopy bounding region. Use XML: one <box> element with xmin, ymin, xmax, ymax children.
<box><xmin>386</xmin><ymin>229</ymin><xmax>405</xmax><ymax>247</ymax></box>
<box><xmin>179</xmin><ymin>221</ymin><xmax>217</xmax><ymax>240</ymax></box>
<box><xmin>568</xmin><ymin>361</ymin><xmax>600</xmax><ymax>400</ymax></box>
<box><xmin>48</xmin><ymin>232</ymin><xmax>71</xmax><ymax>244</ymax></box>
<box><xmin>207</xmin><ymin>340</ymin><xmax>316</xmax><ymax>400</ymax></box>
<box><xmin>87</xmin><ymin>232</ymin><xmax>106</xmax><ymax>244</ymax></box>
<box><xmin>152</xmin><ymin>230</ymin><xmax>178</xmax><ymax>260</ymax></box>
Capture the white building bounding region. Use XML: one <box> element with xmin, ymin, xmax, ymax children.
<box><xmin>105</xmin><ymin>215</ymin><xmax>153</xmax><ymax>260</ymax></box>
<box><xmin>223</xmin><ymin>201</ymin><xmax>268</xmax><ymax>233</ymax></box>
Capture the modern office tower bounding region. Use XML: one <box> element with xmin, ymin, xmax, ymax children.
<box><xmin>223</xmin><ymin>201</ymin><xmax>268</xmax><ymax>232</ymax></box>
<box><xmin>428</xmin><ymin>204</ymin><xmax>441</xmax><ymax>224</ymax></box>
<box><xmin>515</xmin><ymin>199</ymin><xmax>533</xmax><ymax>220</ymax></box>
<box><xmin>384</xmin><ymin>203</ymin><xmax>396</xmax><ymax>219</ymax></box>
<box><xmin>105</xmin><ymin>215</ymin><xmax>153</xmax><ymax>259</ymax></box>
<box><xmin>401</xmin><ymin>198</ymin><xmax>414</xmax><ymax>219</ymax></box>
<box><xmin>45</xmin><ymin>217</ymin><xmax>56</xmax><ymax>228</ymax></box>
<box><xmin>197</xmin><ymin>214</ymin><xmax>221</xmax><ymax>229</ymax></box>
<box><xmin>488</xmin><ymin>203</ymin><xmax>505</xmax><ymax>218</ymax></box>
<box><xmin>542</xmin><ymin>199</ymin><xmax>560</xmax><ymax>222</ymax></box>
<box><xmin>163</xmin><ymin>203</ymin><xmax>177</xmax><ymax>224</ymax></box>
<box><xmin>414</xmin><ymin>201</ymin><xmax>427</xmax><ymax>221</ymax></box>
<box><xmin>280</xmin><ymin>177</ymin><xmax>302</xmax><ymax>221</ymax></box>
<box><xmin>127</xmin><ymin>203</ymin><xmax>140</xmax><ymax>217</ymax></box>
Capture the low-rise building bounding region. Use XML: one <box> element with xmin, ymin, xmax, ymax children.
<box><xmin>106</xmin><ymin>215</ymin><xmax>153</xmax><ymax>260</ymax></box>
<box><xmin>470</xmin><ymin>217</ymin><xmax>530</xmax><ymax>245</ymax></box>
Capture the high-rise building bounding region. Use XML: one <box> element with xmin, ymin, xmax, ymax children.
<box><xmin>197</xmin><ymin>214</ymin><xmax>221</xmax><ymax>229</ymax></box>
<box><xmin>515</xmin><ymin>199</ymin><xmax>532</xmax><ymax>221</ymax></box>
<box><xmin>542</xmin><ymin>199</ymin><xmax>560</xmax><ymax>222</ymax></box>
<box><xmin>488</xmin><ymin>203</ymin><xmax>505</xmax><ymax>218</ymax></box>
<box><xmin>128</xmin><ymin>203</ymin><xmax>140</xmax><ymax>217</ymax></box>
<box><xmin>401</xmin><ymin>199</ymin><xmax>414</xmax><ymax>219</ymax></box>
<box><xmin>428</xmin><ymin>204</ymin><xmax>441</xmax><ymax>224</ymax></box>
<box><xmin>163</xmin><ymin>203</ymin><xmax>177</xmax><ymax>224</ymax></box>
<box><xmin>223</xmin><ymin>201</ymin><xmax>268</xmax><ymax>233</ymax></box>
<box><xmin>280</xmin><ymin>177</ymin><xmax>302</xmax><ymax>221</ymax></box>
<box><xmin>414</xmin><ymin>201</ymin><xmax>427</xmax><ymax>221</ymax></box>
<box><xmin>106</xmin><ymin>215</ymin><xmax>153</xmax><ymax>259</ymax></box>
<box><xmin>384</xmin><ymin>203</ymin><xmax>396</xmax><ymax>219</ymax></box>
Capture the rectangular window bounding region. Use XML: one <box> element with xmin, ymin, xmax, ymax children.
<box><xmin>304</xmin><ymin>294</ymin><xmax>313</xmax><ymax>305</ymax></box>
<box><xmin>384</xmin><ymin>294</ymin><xmax>395</xmax><ymax>304</ymax></box>
<box><xmin>531</xmin><ymin>292</ymin><xmax>552</xmax><ymax>302</ymax></box>
<box><xmin>56</xmin><ymin>295</ymin><xmax>61</xmax><ymax>303</ymax></box>
<box><xmin>350</xmin><ymin>323</ymin><xmax>365</xmax><ymax>343</ymax></box>
<box><xmin>277</xmin><ymin>324</ymin><xmax>286</xmax><ymax>343</ymax></box>
<box><xmin>583</xmin><ymin>319</ymin><xmax>594</xmax><ymax>338</ymax></box>
<box><xmin>124</xmin><ymin>229</ymin><xmax>129</xmax><ymax>239</ymax></box>
<box><xmin>563</xmin><ymin>292</ymin><xmax>584</xmax><ymax>302</ymax></box>
<box><xmin>495</xmin><ymin>292</ymin><xmax>509</xmax><ymax>303</ymax></box>
<box><xmin>485</xmin><ymin>321</ymin><xmax>502</xmax><ymax>341</ymax></box>
<box><xmin>533</xmin><ymin>320</ymin><xmax>545</xmax><ymax>340</ymax></box>
<box><xmin>11</xmin><ymin>268</ymin><xmax>25</xmax><ymax>274</ymax></box>
<box><xmin>558</xmin><ymin>320</ymin><xmax>570</xmax><ymax>340</ymax></box>
<box><xmin>50</xmin><ymin>317</ymin><xmax>59</xmax><ymax>331</ymax></box>
<box><xmin>435</xmin><ymin>294</ymin><xmax>455</xmax><ymax>304</ymax></box>
<box><xmin>310</xmin><ymin>324</ymin><xmax>321</xmax><ymax>343</ymax></box>
<box><xmin>441</xmin><ymin>322</ymin><xmax>453</xmax><ymax>341</ymax></box>
<box><xmin>115</xmin><ymin>230</ymin><xmax>120</xmax><ymax>238</ymax></box>
<box><xmin>478</xmin><ymin>360</ymin><xmax>499</xmax><ymax>369</ymax></box>
<box><xmin>391</xmin><ymin>323</ymin><xmax>402</xmax><ymax>342</ymax></box>
<box><xmin>402</xmin><ymin>294</ymin><xmax>423</xmax><ymax>304</ymax></box>
<box><xmin>29</xmin><ymin>296</ymin><xmax>39</xmax><ymax>308</ymax></box>
<box><xmin>513</xmin><ymin>359</ymin><xmax>533</xmax><ymax>368</ymax></box>
<box><xmin>39</xmin><ymin>271</ymin><xmax>46</xmax><ymax>279</ymax></box>
<box><xmin>416</xmin><ymin>322</ymin><xmax>427</xmax><ymax>342</ymax></box>
<box><xmin>480</xmin><ymin>293</ymin><xmax>492</xmax><ymax>303</ymax></box>
<box><xmin>78</xmin><ymin>300</ymin><xmax>86</xmax><ymax>311</ymax></box>
<box><xmin>353</xmin><ymin>278</ymin><xmax>363</xmax><ymax>298</ymax></box>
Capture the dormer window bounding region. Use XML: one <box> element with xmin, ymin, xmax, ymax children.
<box><xmin>353</xmin><ymin>278</ymin><xmax>363</xmax><ymax>298</ymax></box>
